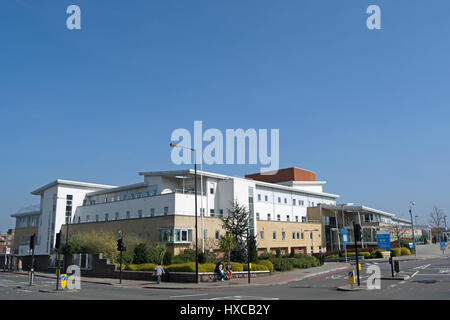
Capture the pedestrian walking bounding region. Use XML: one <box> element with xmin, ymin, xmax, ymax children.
<box><xmin>154</xmin><ymin>263</ymin><xmax>165</xmax><ymax>284</ymax></box>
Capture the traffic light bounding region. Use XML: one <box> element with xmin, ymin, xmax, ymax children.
<box><xmin>55</xmin><ymin>232</ymin><xmax>61</xmax><ymax>250</ymax></box>
<box><xmin>354</xmin><ymin>224</ymin><xmax>362</xmax><ymax>242</ymax></box>
<box><xmin>29</xmin><ymin>234</ymin><xmax>35</xmax><ymax>250</ymax></box>
<box><xmin>117</xmin><ymin>238</ymin><xmax>125</xmax><ymax>252</ymax></box>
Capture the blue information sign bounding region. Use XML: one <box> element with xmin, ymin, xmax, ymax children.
<box><xmin>342</xmin><ymin>234</ymin><xmax>348</xmax><ymax>245</ymax></box>
<box><xmin>440</xmin><ymin>241</ymin><xmax>446</xmax><ymax>248</ymax></box>
<box><xmin>377</xmin><ymin>232</ymin><xmax>391</xmax><ymax>251</ymax></box>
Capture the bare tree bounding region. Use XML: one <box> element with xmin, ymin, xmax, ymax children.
<box><xmin>390</xmin><ymin>223</ymin><xmax>410</xmax><ymax>247</ymax></box>
<box><xmin>429</xmin><ymin>206</ymin><xmax>445</xmax><ymax>240</ymax></box>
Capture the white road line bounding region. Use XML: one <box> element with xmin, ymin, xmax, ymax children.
<box><xmin>410</xmin><ymin>271</ymin><xmax>419</xmax><ymax>279</ymax></box>
<box><xmin>414</xmin><ymin>274</ymin><xmax>450</xmax><ymax>276</ymax></box>
<box><xmin>413</xmin><ymin>264</ymin><xmax>431</xmax><ymax>270</ymax></box>
<box><xmin>170</xmin><ymin>293</ymin><xmax>209</xmax><ymax>298</ymax></box>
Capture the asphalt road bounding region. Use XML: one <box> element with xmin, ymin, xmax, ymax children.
<box><xmin>0</xmin><ymin>256</ymin><xmax>448</xmax><ymax>300</ymax></box>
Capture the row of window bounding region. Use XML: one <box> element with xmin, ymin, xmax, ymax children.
<box><xmin>260</xmin><ymin>231</ymin><xmax>318</xmax><ymax>241</ymax></box>
<box><xmin>256</xmin><ymin>213</ymin><xmax>307</xmax><ymax>223</ymax></box>
<box><xmin>84</xmin><ymin>190</ymin><xmax>157</xmax><ymax>206</ymax></box>
<box><xmin>77</xmin><ymin>207</ymin><xmax>170</xmax><ymax>223</ymax></box>
<box><xmin>256</xmin><ymin>194</ymin><xmax>317</xmax><ymax>207</ymax></box>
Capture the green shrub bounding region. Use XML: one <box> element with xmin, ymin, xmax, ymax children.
<box><xmin>258</xmin><ymin>252</ymin><xmax>275</xmax><ymax>260</ymax></box>
<box><xmin>370</xmin><ymin>249</ymin><xmax>386</xmax><ymax>258</ymax></box>
<box><xmin>259</xmin><ymin>260</ymin><xmax>274</xmax><ymax>272</ymax></box>
<box><xmin>133</xmin><ymin>243</ymin><xmax>152</xmax><ymax>264</ymax></box>
<box><xmin>230</xmin><ymin>262</ymin><xmax>244</xmax><ymax>272</ymax></box>
<box><xmin>163</xmin><ymin>251</ymin><xmax>173</xmax><ymax>265</ymax></box>
<box><xmin>164</xmin><ymin>263</ymin><xmax>216</xmax><ymax>273</ymax></box>
<box><xmin>400</xmin><ymin>247</ymin><xmax>411</xmax><ymax>256</ymax></box>
<box><xmin>347</xmin><ymin>252</ymin><xmax>356</xmax><ymax>257</ymax></box>
<box><xmin>326</xmin><ymin>254</ymin><xmax>339</xmax><ymax>259</ymax></box>
<box><xmin>391</xmin><ymin>248</ymin><xmax>402</xmax><ymax>257</ymax></box>
<box><xmin>275</xmin><ymin>249</ymin><xmax>281</xmax><ymax>258</ymax></box>
<box><xmin>359</xmin><ymin>252</ymin><xmax>371</xmax><ymax>258</ymax></box>
<box><xmin>126</xmin><ymin>263</ymin><xmax>157</xmax><ymax>271</ymax></box>
<box><xmin>243</xmin><ymin>263</ymin><xmax>269</xmax><ymax>271</ymax></box>
<box><xmin>271</xmin><ymin>258</ymin><xmax>294</xmax><ymax>272</ymax></box>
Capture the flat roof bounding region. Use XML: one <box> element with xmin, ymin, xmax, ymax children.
<box><xmin>139</xmin><ymin>169</ymin><xmax>339</xmax><ymax>199</ymax></box>
<box><xmin>86</xmin><ymin>182</ymin><xmax>147</xmax><ymax>197</ymax></box>
<box><xmin>31</xmin><ymin>180</ymin><xmax>117</xmax><ymax>195</ymax></box>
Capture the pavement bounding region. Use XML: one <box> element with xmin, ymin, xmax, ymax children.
<box><xmin>9</xmin><ymin>261</ymin><xmax>351</xmax><ymax>290</ymax></box>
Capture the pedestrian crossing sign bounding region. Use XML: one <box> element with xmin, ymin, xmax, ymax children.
<box><xmin>61</xmin><ymin>274</ymin><xmax>67</xmax><ymax>289</ymax></box>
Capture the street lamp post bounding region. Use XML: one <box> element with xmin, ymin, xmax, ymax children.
<box><xmin>170</xmin><ymin>143</ymin><xmax>199</xmax><ymax>284</ymax></box>
<box><xmin>305</xmin><ymin>229</ymin><xmax>319</xmax><ymax>256</ymax></box>
<box><xmin>409</xmin><ymin>201</ymin><xmax>416</xmax><ymax>256</ymax></box>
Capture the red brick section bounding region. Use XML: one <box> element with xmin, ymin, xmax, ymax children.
<box><xmin>245</xmin><ymin>167</ymin><xmax>316</xmax><ymax>184</ymax></box>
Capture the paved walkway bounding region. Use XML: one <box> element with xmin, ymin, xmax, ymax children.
<box><xmin>11</xmin><ymin>262</ymin><xmax>350</xmax><ymax>290</ymax></box>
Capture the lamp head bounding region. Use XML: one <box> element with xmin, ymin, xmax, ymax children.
<box><xmin>170</xmin><ymin>143</ymin><xmax>177</xmax><ymax>148</ymax></box>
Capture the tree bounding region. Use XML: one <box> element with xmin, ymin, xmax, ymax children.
<box><xmin>429</xmin><ymin>206</ymin><xmax>445</xmax><ymax>240</ymax></box>
<box><xmin>221</xmin><ymin>200</ymin><xmax>250</xmax><ymax>262</ymax></box>
<box><xmin>155</xmin><ymin>244</ymin><xmax>166</xmax><ymax>265</ymax></box>
<box><xmin>133</xmin><ymin>243</ymin><xmax>152</xmax><ymax>264</ymax></box>
<box><xmin>219</xmin><ymin>234</ymin><xmax>236</xmax><ymax>262</ymax></box>
<box><xmin>390</xmin><ymin>223</ymin><xmax>410</xmax><ymax>248</ymax></box>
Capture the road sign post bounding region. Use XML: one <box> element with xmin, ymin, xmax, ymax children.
<box><xmin>353</xmin><ymin>222</ymin><xmax>361</xmax><ymax>286</ymax></box>
<box><xmin>341</xmin><ymin>228</ymin><xmax>348</xmax><ymax>263</ymax></box>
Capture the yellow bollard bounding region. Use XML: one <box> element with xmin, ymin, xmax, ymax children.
<box><xmin>348</xmin><ymin>270</ymin><xmax>355</xmax><ymax>288</ymax></box>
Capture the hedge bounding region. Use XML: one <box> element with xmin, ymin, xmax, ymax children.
<box><xmin>359</xmin><ymin>252</ymin><xmax>371</xmax><ymax>258</ymax></box>
<box><xmin>165</xmin><ymin>263</ymin><xmax>217</xmax><ymax>273</ymax></box>
<box><xmin>371</xmin><ymin>249</ymin><xmax>387</xmax><ymax>258</ymax></box>
<box><xmin>259</xmin><ymin>260</ymin><xmax>274</xmax><ymax>272</ymax></box>
<box><xmin>271</xmin><ymin>258</ymin><xmax>294</xmax><ymax>272</ymax></box>
<box><xmin>243</xmin><ymin>263</ymin><xmax>269</xmax><ymax>271</ymax></box>
<box><xmin>400</xmin><ymin>247</ymin><xmax>411</xmax><ymax>256</ymax></box>
<box><xmin>391</xmin><ymin>248</ymin><xmax>402</xmax><ymax>257</ymax></box>
<box><xmin>126</xmin><ymin>263</ymin><xmax>157</xmax><ymax>271</ymax></box>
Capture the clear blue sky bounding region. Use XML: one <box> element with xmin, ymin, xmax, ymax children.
<box><xmin>1</xmin><ymin>0</ymin><xmax>449</xmax><ymax>231</ymax></box>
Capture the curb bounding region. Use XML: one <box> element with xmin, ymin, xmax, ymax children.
<box><xmin>380</xmin><ymin>275</ymin><xmax>410</xmax><ymax>281</ymax></box>
<box><xmin>337</xmin><ymin>285</ymin><xmax>372</xmax><ymax>292</ymax></box>
<box><xmin>12</xmin><ymin>272</ymin><xmax>114</xmax><ymax>286</ymax></box>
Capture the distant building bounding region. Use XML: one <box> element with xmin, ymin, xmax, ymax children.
<box><xmin>0</xmin><ymin>229</ymin><xmax>15</xmax><ymax>253</ymax></box>
<box><xmin>10</xmin><ymin>167</ymin><xmax>410</xmax><ymax>257</ymax></box>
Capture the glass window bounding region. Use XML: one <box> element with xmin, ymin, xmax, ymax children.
<box><xmin>278</xmin><ymin>197</ymin><xmax>281</xmax><ymax>203</ymax></box>
<box><xmin>215</xmin><ymin>230</ymin><xmax>220</xmax><ymax>240</ymax></box>
<box><xmin>293</xmin><ymin>199</ymin><xmax>296</xmax><ymax>205</ymax></box>
<box><xmin>105</xmin><ymin>213</ymin><xmax>109</xmax><ymax>221</ymax></box>
<box><xmin>265</xmin><ymin>195</ymin><xmax>268</xmax><ymax>201</ymax></box>
<box><xmin>268</xmin><ymin>214</ymin><xmax>271</xmax><ymax>221</ymax></box>
<box><xmin>260</xmin><ymin>231</ymin><xmax>264</xmax><ymax>240</ymax></box>
<box><xmin>95</xmin><ymin>214</ymin><xmax>99</xmax><ymax>222</ymax></box>
<box><xmin>292</xmin><ymin>232</ymin><xmax>295</xmax><ymax>240</ymax></box>
<box><xmin>257</xmin><ymin>194</ymin><xmax>261</xmax><ymax>201</ymax></box>
<box><xmin>115</xmin><ymin>212</ymin><xmax>119</xmax><ymax>220</ymax></box>
<box><xmin>287</xmin><ymin>215</ymin><xmax>290</xmax><ymax>222</ymax></box>
<box><xmin>126</xmin><ymin>211</ymin><xmax>130</xmax><ymax>219</ymax></box>
<box><xmin>277</xmin><ymin>214</ymin><xmax>281</xmax><ymax>221</ymax></box>
<box><xmin>151</xmin><ymin>208</ymin><xmax>155</xmax><ymax>216</ymax></box>
<box><xmin>256</xmin><ymin>212</ymin><xmax>260</xmax><ymax>220</ymax></box>
<box><xmin>273</xmin><ymin>232</ymin><xmax>276</xmax><ymax>240</ymax></box>
<box><xmin>164</xmin><ymin>207</ymin><xmax>169</xmax><ymax>216</ymax></box>
<box><xmin>282</xmin><ymin>232</ymin><xmax>286</xmax><ymax>240</ymax></box>
<box><xmin>182</xmin><ymin>230</ymin><xmax>188</xmax><ymax>241</ymax></box>
<box><xmin>297</xmin><ymin>232</ymin><xmax>300</xmax><ymax>240</ymax></box>
<box><xmin>138</xmin><ymin>210</ymin><xmax>142</xmax><ymax>218</ymax></box>
<box><xmin>295</xmin><ymin>216</ymin><xmax>299</xmax><ymax>222</ymax></box>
